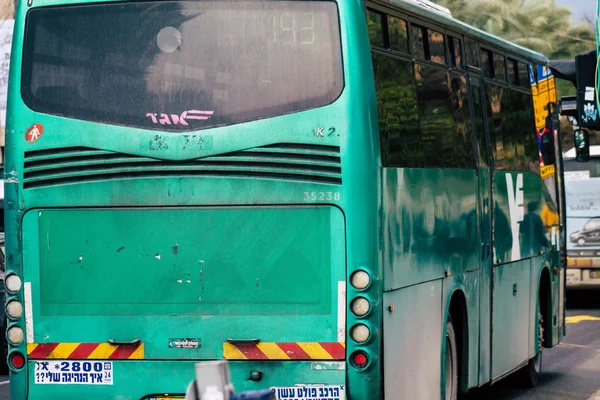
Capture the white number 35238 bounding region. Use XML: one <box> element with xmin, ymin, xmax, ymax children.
<box><xmin>304</xmin><ymin>192</ymin><xmax>341</xmax><ymax>201</ymax></box>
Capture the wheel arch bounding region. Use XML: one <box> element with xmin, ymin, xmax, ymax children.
<box><xmin>538</xmin><ymin>266</ymin><xmax>552</xmax><ymax>348</ymax></box>
<box><xmin>445</xmin><ymin>289</ymin><xmax>469</xmax><ymax>393</ymax></box>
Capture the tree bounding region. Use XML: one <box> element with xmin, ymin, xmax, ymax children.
<box><xmin>435</xmin><ymin>0</ymin><xmax>595</xmax><ymax>70</ymax></box>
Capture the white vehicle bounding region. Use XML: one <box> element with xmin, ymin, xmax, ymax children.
<box><xmin>564</xmin><ymin>145</ymin><xmax>600</xmax><ymax>288</ymax></box>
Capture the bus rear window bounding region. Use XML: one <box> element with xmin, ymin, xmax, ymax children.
<box><xmin>21</xmin><ymin>1</ymin><xmax>344</xmax><ymax>131</ymax></box>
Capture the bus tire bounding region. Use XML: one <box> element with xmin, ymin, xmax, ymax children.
<box><xmin>520</xmin><ymin>333</ymin><xmax>542</xmax><ymax>386</ymax></box>
<box><xmin>444</xmin><ymin>316</ymin><xmax>458</xmax><ymax>400</ymax></box>
<box><xmin>519</xmin><ymin>302</ymin><xmax>544</xmax><ymax>387</ymax></box>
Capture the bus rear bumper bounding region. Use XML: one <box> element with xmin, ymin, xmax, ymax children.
<box><xmin>20</xmin><ymin>360</ymin><xmax>346</xmax><ymax>400</ymax></box>
<box><xmin>566</xmin><ymin>268</ymin><xmax>600</xmax><ymax>290</ymax></box>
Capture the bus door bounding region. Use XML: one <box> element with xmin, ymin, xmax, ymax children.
<box><xmin>470</xmin><ymin>76</ymin><xmax>493</xmax><ymax>385</ymax></box>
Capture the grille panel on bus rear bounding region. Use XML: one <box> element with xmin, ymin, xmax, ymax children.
<box><xmin>23</xmin><ymin>144</ymin><xmax>342</xmax><ymax>189</ymax></box>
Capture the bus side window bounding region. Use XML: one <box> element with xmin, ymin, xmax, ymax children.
<box><xmin>428</xmin><ymin>29</ymin><xmax>446</xmax><ymax>65</ymax></box>
<box><xmin>494</xmin><ymin>53</ymin><xmax>507</xmax><ymax>82</ymax></box>
<box><xmin>388</xmin><ymin>16</ymin><xmax>408</xmax><ymax>53</ymax></box>
<box><xmin>488</xmin><ymin>84</ymin><xmax>538</xmax><ymax>173</ymax></box>
<box><xmin>372</xmin><ymin>54</ymin><xmax>422</xmax><ymax>167</ymax></box>
<box><xmin>518</xmin><ymin>61</ymin><xmax>531</xmax><ymax>89</ymax></box>
<box><xmin>449</xmin><ymin>36</ymin><xmax>462</xmax><ymax>68</ymax></box>
<box><xmin>465</xmin><ymin>37</ymin><xmax>480</xmax><ymax>69</ymax></box>
<box><xmin>482</xmin><ymin>50</ymin><xmax>493</xmax><ymax>78</ymax></box>
<box><xmin>487</xmin><ymin>85</ymin><xmax>510</xmax><ymax>169</ymax></box>
<box><xmin>415</xmin><ymin>64</ymin><xmax>473</xmax><ymax>168</ymax></box>
<box><xmin>522</xmin><ymin>93</ymin><xmax>540</xmax><ymax>173</ymax></box>
<box><xmin>471</xmin><ymin>81</ymin><xmax>488</xmax><ymax>167</ymax></box>
<box><xmin>411</xmin><ymin>25</ymin><xmax>427</xmax><ymax>61</ymax></box>
<box><xmin>450</xmin><ymin>74</ymin><xmax>475</xmax><ymax>167</ymax></box>
<box><xmin>508</xmin><ymin>58</ymin><xmax>519</xmax><ymax>86</ymax></box>
<box><xmin>366</xmin><ymin>9</ymin><xmax>385</xmax><ymax>48</ymax></box>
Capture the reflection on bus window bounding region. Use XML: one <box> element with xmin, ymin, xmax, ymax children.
<box><xmin>388</xmin><ymin>16</ymin><xmax>408</xmax><ymax>53</ymax></box>
<box><xmin>482</xmin><ymin>50</ymin><xmax>493</xmax><ymax>78</ymax></box>
<box><xmin>367</xmin><ymin>10</ymin><xmax>385</xmax><ymax>48</ymax></box>
<box><xmin>411</xmin><ymin>25</ymin><xmax>426</xmax><ymax>61</ymax></box>
<box><xmin>494</xmin><ymin>53</ymin><xmax>507</xmax><ymax>82</ymax></box>
<box><xmin>518</xmin><ymin>62</ymin><xmax>530</xmax><ymax>88</ymax></box>
<box><xmin>508</xmin><ymin>58</ymin><xmax>519</xmax><ymax>85</ymax></box>
<box><xmin>428</xmin><ymin>29</ymin><xmax>446</xmax><ymax>65</ymax></box>
<box><xmin>465</xmin><ymin>37</ymin><xmax>480</xmax><ymax>68</ymax></box>
<box><xmin>449</xmin><ymin>37</ymin><xmax>462</xmax><ymax>68</ymax></box>
<box><xmin>372</xmin><ymin>54</ymin><xmax>422</xmax><ymax>167</ymax></box>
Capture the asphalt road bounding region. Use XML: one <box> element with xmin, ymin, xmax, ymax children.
<box><xmin>0</xmin><ymin>376</ymin><xmax>7</xmax><ymax>400</ymax></box>
<box><xmin>0</xmin><ymin>291</ymin><xmax>597</xmax><ymax>400</ymax></box>
<box><xmin>466</xmin><ymin>290</ymin><xmax>600</xmax><ymax>400</ymax></box>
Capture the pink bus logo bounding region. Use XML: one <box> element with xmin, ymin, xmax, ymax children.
<box><xmin>146</xmin><ymin>110</ymin><xmax>214</xmax><ymax>126</ymax></box>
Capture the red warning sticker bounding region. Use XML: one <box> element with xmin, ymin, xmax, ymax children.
<box><xmin>25</xmin><ymin>124</ymin><xmax>44</xmax><ymax>142</ymax></box>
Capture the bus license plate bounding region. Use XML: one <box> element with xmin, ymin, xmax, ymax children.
<box><xmin>271</xmin><ymin>385</ymin><xmax>345</xmax><ymax>400</ymax></box>
<box><xmin>34</xmin><ymin>360</ymin><xmax>113</xmax><ymax>385</ymax></box>
<box><xmin>590</xmin><ymin>270</ymin><xmax>600</xmax><ymax>279</ymax></box>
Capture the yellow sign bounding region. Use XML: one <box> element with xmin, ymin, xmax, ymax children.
<box><xmin>540</xmin><ymin>164</ymin><xmax>555</xmax><ymax>179</ymax></box>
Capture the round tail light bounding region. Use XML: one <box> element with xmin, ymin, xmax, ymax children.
<box><xmin>350</xmin><ymin>297</ymin><xmax>370</xmax><ymax>316</ymax></box>
<box><xmin>351</xmin><ymin>351</ymin><xmax>369</xmax><ymax>369</ymax></box>
<box><xmin>7</xmin><ymin>327</ymin><xmax>24</xmax><ymax>345</ymax></box>
<box><xmin>350</xmin><ymin>324</ymin><xmax>370</xmax><ymax>343</ymax></box>
<box><xmin>350</xmin><ymin>271</ymin><xmax>370</xmax><ymax>289</ymax></box>
<box><xmin>6</xmin><ymin>301</ymin><xmax>23</xmax><ymax>319</ymax></box>
<box><xmin>10</xmin><ymin>352</ymin><xmax>25</xmax><ymax>369</ymax></box>
<box><xmin>5</xmin><ymin>275</ymin><xmax>22</xmax><ymax>293</ymax></box>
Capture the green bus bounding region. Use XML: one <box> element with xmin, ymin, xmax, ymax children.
<box><xmin>4</xmin><ymin>0</ymin><xmax>566</xmax><ymax>398</ymax></box>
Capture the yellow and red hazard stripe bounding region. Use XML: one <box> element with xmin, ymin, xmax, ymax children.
<box><xmin>223</xmin><ymin>342</ymin><xmax>345</xmax><ymax>360</ymax></box>
<box><xmin>27</xmin><ymin>343</ymin><xmax>144</xmax><ymax>360</ymax></box>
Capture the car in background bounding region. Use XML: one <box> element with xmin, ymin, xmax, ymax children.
<box><xmin>569</xmin><ymin>217</ymin><xmax>600</xmax><ymax>246</ymax></box>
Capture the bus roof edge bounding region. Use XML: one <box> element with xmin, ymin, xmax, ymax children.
<box><xmin>405</xmin><ymin>0</ymin><xmax>452</xmax><ymax>17</ymax></box>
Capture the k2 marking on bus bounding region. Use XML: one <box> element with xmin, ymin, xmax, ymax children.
<box><xmin>315</xmin><ymin>127</ymin><xmax>337</xmax><ymax>137</ymax></box>
<box><xmin>507</xmin><ymin>173</ymin><xmax>524</xmax><ymax>260</ymax></box>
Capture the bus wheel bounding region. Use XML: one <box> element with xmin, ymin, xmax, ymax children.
<box><xmin>519</xmin><ymin>311</ymin><xmax>543</xmax><ymax>387</ymax></box>
<box><xmin>444</xmin><ymin>316</ymin><xmax>458</xmax><ymax>400</ymax></box>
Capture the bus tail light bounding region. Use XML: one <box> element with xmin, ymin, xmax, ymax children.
<box><xmin>10</xmin><ymin>352</ymin><xmax>25</xmax><ymax>369</ymax></box>
<box><xmin>6</xmin><ymin>301</ymin><xmax>23</xmax><ymax>319</ymax></box>
<box><xmin>350</xmin><ymin>271</ymin><xmax>370</xmax><ymax>290</ymax></box>
<box><xmin>350</xmin><ymin>297</ymin><xmax>370</xmax><ymax>316</ymax></box>
<box><xmin>350</xmin><ymin>324</ymin><xmax>370</xmax><ymax>343</ymax></box>
<box><xmin>351</xmin><ymin>351</ymin><xmax>369</xmax><ymax>369</ymax></box>
<box><xmin>7</xmin><ymin>327</ymin><xmax>24</xmax><ymax>345</ymax></box>
<box><xmin>5</xmin><ymin>275</ymin><xmax>22</xmax><ymax>293</ymax></box>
